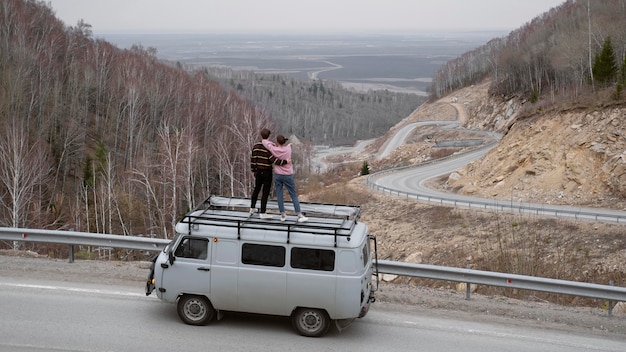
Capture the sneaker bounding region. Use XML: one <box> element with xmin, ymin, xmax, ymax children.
<box><xmin>249</xmin><ymin>208</ymin><xmax>258</xmax><ymax>214</ymax></box>
<box><xmin>259</xmin><ymin>213</ymin><xmax>273</xmax><ymax>219</ymax></box>
<box><xmin>280</xmin><ymin>214</ymin><xmax>287</xmax><ymax>222</ymax></box>
<box><xmin>297</xmin><ymin>214</ymin><xmax>309</xmax><ymax>223</ymax></box>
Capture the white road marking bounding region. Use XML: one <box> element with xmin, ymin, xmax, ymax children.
<box><xmin>0</xmin><ymin>282</ymin><xmax>146</xmax><ymax>297</ymax></box>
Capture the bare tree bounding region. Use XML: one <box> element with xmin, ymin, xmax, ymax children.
<box><xmin>131</xmin><ymin>154</ymin><xmax>167</xmax><ymax>238</ymax></box>
<box><xmin>587</xmin><ymin>0</ymin><xmax>595</xmax><ymax>87</ymax></box>
<box><xmin>0</xmin><ymin>123</ymin><xmax>51</xmax><ymax>246</ymax></box>
<box><xmin>157</xmin><ymin>119</ymin><xmax>185</xmax><ymax>232</ymax></box>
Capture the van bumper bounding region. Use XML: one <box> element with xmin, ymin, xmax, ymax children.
<box><xmin>359</xmin><ymin>286</ymin><xmax>376</xmax><ymax>318</ymax></box>
<box><xmin>145</xmin><ymin>256</ymin><xmax>157</xmax><ymax>296</ymax></box>
<box><xmin>359</xmin><ymin>299</ymin><xmax>371</xmax><ymax>318</ymax></box>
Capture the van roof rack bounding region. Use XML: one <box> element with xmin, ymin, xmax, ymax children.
<box><xmin>207</xmin><ymin>195</ymin><xmax>361</xmax><ymax>220</ymax></box>
<box><xmin>178</xmin><ymin>195</ymin><xmax>362</xmax><ymax>246</ymax></box>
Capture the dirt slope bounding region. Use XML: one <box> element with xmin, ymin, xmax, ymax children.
<box><xmin>435</xmin><ymin>81</ymin><xmax>626</xmax><ymax>210</ymax></box>
<box><xmin>305</xmin><ymin>79</ymin><xmax>626</xmax><ymax>319</ymax></box>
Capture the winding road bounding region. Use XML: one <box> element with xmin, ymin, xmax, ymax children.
<box><xmin>338</xmin><ymin>100</ymin><xmax>626</xmax><ymax>223</ymax></box>
<box><xmin>307</xmin><ymin>60</ymin><xmax>343</xmax><ymax>80</ymax></box>
<box><xmin>313</xmin><ymin>99</ymin><xmax>626</xmax><ymax>221</ymax></box>
<box><xmin>371</xmin><ymin>145</ymin><xmax>624</xmax><ymax>218</ymax></box>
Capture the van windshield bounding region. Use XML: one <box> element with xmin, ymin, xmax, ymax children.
<box><xmin>164</xmin><ymin>233</ymin><xmax>182</xmax><ymax>254</ymax></box>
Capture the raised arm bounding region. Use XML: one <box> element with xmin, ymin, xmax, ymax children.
<box><xmin>261</xmin><ymin>139</ymin><xmax>277</xmax><ymax>154</ymax></box>
<box><xmin>261</xmin><ymin>139</ymin><xmax>289</xmax><ymax>165</ymax></box>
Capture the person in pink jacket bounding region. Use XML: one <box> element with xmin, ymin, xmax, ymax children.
<box><xmin>262</xmin><ymin>135</ymin><xmax>308</xmax><ymax>222</ymax></box>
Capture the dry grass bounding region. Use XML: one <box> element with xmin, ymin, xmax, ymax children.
<box><xmin>305</xmin><ymin>177</ymin><xmax>626</xmax><ymax>308</ymax></box>
<box><xmin>430</xmin><ymin>148</ymin><xmax>458</xmax><ymax>159</ymax></box>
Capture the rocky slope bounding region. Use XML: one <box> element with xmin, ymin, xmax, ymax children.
<box><xmin>436</xmin><ymin>81</ymin><xmax>626</xmax><ymax>210</ymax></box>
<box><xmin>306</xmin><ymin>78</ymin><xmax>626</xmax><ymax>313</ymax></box>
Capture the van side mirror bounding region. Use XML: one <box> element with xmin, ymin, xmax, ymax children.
<box><xmin>168</xmin><ymin>249</ymin><xmax>176</xmax><ymax>265</ymax></box>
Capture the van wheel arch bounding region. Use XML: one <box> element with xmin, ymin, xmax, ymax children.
<box><xmin>177</xmin><ymin>294</ymin><xmax>215</xmax><ymax>326</ymax></box>
<box><xmin>291</xmin><ymin>307</ymin><xmax>331</xmax><ymax>337</ymax></box>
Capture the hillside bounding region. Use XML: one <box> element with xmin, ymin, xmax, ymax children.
<box><xmin>436</xmin><ymin>81</ymin><xmax>626</xmax><ymax>211</ymax></box>
<box><xmin>303</xmin><ymin>78</ymin><xmax>626</xmax><ymax>309</ymax></box>
<box><xmin>0</xmin><ymin>0</ymin><xmax>419</xmax><ymax>239</ymax></box>
<box><xmin>299</xmin><ymin>0</ymin><xmax>626</xmax><ymax>313</ymax></box>
<box><xmin>430</xmin><ymin>0</ymin><xmax>626</xmax><ymax>101</ymax></box>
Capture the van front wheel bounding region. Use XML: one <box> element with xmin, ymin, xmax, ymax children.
<box><xmin>177</xmin><ymin>295</ymin><xmax>215</xmax><ymax>326</ymax></box>
<box><xmin>292</xmin><ymin>308</ymin><xmax>330</xmax><ymax>337</ymax></box>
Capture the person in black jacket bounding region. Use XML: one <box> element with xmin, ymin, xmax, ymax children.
<box><xmin>250</xmin><ymin>128</ymin><xmax>289</xmax><ymax>219</ymax></box>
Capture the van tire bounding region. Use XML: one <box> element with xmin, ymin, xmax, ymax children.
<box><xmin>177</xmin><ymin>295</ymin><xmax>215</xmax><ymax>326</ymax></box>
<box><xmin>291</xmin><ymin>308</ymin><xmax>330</xmax><ymax>337</ymax></box>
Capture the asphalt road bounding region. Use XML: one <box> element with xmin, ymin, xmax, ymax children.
<box><xmin>370</xmin><ymin>140</ymin><xmax>626</xmax><ymax>222</ymax></box>
<box><xmin>1</xmin><ymin>277</ymin><xmax>624</xmax><ymax>352</ymax></box>
<box><xmin>2</xmin><ymin>116</ymin><xmax>624</xmax><ymax>350</ymax></box>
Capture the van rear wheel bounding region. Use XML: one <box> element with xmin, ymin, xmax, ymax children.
<box><xmin>177</xmin><ymin>295</ymin><xmax>215</xmax><ymax>326</ymax></box>
<box><xmin>292</xmin><ymin>308</ymin><xmax>330</xmax><ymax>337</ymax></box>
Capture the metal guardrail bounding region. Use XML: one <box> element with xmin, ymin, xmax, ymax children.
<box><xmin>0</xmin><ymin>227</ymin><xmax>169</xmax><ymax>254</ymax></box>
<box><xmin>368</xmin><ymin>185</ymin><xmax>626</xmax><ymax>223</ymax></box>
<box><xmin>377</xmin><ymin>260</ymin><xmax>626</xmax><ymax>305</ymax></box>
<box><xmin>1</xmin><ymin>227</ymin><xmax>624</xmax><ymax>316</ymax></box>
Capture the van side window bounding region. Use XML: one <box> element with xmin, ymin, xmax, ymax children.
<box><xmin>291</xmin><ymin>247</ymin><xmax>335</xmax><ymax>271</ymax></box>
<box><xmin>242</xmin><ymin>243</ymin><xmax>285</xmax><ymax>267</ymax></box>
<box><xmin>362</xmin><ymin>242</ymin><xmax>369</xmax><ymax>267</ymax></box>
<box><xmin>174</xmin><ymin>237</ymin><xmax>208</xmax><ymax>260</ymax></box>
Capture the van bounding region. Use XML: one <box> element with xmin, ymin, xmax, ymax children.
<box><xmin>146</xmin><ymin>195</ymin><xmax>378</xmax><ymax>337</ymax></box>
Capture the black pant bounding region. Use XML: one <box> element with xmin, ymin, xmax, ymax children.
<box><xmin>251</xmin><ymin>169</ymin><xmax>273</xmax><ymax>213</ymax></box>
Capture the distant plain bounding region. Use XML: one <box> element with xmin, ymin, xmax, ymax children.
<box><xmin>103</xmin><ymin>32</ymin><xmax>506</xmax><ymax>95</ymax></box>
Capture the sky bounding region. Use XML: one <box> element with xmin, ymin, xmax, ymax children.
<box><xmin>47</xmin><ymin>0</ymin><xmax>565</xmax><ymax>35</ymax></box>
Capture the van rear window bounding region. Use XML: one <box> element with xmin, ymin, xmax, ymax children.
<box><xmin>291</xmin><ymin>247</ymin><xmax>335</xmax><ymax>271</ymax></box>
<box><xmin>362</xmin><ymin>242</ymin><xmax>370</xmax><ymax>267</ymax></box>
<box><xmin>241</xmin><ymin>243</ymin><xmax>285</xmax><ymax>267</ymax></box>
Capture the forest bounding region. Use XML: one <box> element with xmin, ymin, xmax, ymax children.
<box><xmin>3</xmin><ymin>0</ymin><xmax>626</xmax><ymax>244</ymax></box>
<box><xmin>430</xmin><ymin>0</ymin><xmax>626</xmax><ymax>101</ymax></box>
<box><xmin>204</xmin><ymin>67</ymin><xmax>421</xmax><ymax>146</ymax></box>
<box><xmin>0</xmin><ymin>0</ymin><xmax>420</xmax><ymax>241</ymax></box>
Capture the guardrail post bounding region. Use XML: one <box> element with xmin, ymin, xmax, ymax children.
<box><xmin>68</xmin><ymin>245</ymin><xmax>74</xmax><ymax>263</ymax></box>
<box><xmin>465</xmin><ymin>264</ymin><xmax>471</xmax><ymax>300</ymax></box>
<box><xmin>608</xmin><ymin>280</ymin><xmax>615</xmax><ymax>317</ymax></box>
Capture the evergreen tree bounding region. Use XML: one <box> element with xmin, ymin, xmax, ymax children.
<box><xmin>620</xmin><ymin>55</ymin><xmax>626</xmax><ymax>84</ymax></box>
<box><xmin>83</xmin><ymin>156</ymin><xmax>94</xmax><ymax>187</ymax></box>
<box><xmin>360</xmin><ymin>161</ymin><xmax>370</xmax><ymax>176</ymax></box>
<box><xmin>592</xmin><ymin>37</ymin><xmax>618</xmax><ymax>87</ymax></box>
<box><xmin>615</xmin><ymin>55</ymin><xmax>626</xmax><ymax>100</ymax></box>
<box><xmin>94</xmin><ymin>140</ymin><xmax>108</xmax><ymax>175</ymax></box>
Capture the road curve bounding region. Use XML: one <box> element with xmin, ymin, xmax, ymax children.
<box><xmin>369</xmin><ymin>132</ymin><xmax>626</xmax><ymax>222</ymax></box>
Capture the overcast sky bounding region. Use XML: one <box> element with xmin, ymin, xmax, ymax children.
<box><xmin>47</xmin><ymin>0</ymin><xmax>565</xmax><ymax>35</ymax></box>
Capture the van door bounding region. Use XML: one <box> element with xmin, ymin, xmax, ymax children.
<box><xmin>237</xmin><ymin>243</ymin><xmax>288</xmax><ymax>315</ymax></box>
<box><xmin>208</xmin><ymin>239</ymin><xmax>239</xmax><ymax>311</ymax></box>
<box><xmin>160</xmin><ymin>236</ymin><xmax>211</xmax><ymax>302</ymax></box>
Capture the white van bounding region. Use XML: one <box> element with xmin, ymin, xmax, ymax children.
<box><xmin>146</xmin><ymin>195</ymin><xmax>378</xmax><ymax>337</ymax></box>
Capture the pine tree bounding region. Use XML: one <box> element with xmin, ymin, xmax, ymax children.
<box><xmin>620</xmin><ymin>55</ymin><xmax>626</xmax><ymax>84</ymax></box>
<box><xmin>592</xmin><ymin>37</ymin><xmax>618</xmax><ymax>87</ymax></box>
<box><xmin>615</xmin><ymin>55</ymin><xmax>626</xmax><ymax>100</ymax></box>
<box><xmin>360</xmin><ymin>161</ymin><xmax>370</xmax><ymax>176</ymax></box>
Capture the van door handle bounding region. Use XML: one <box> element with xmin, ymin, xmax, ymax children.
<box><xmin>197</xmin><ymin>267</ymin><xmax>211</xmax><ymax>271</ymax></box>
